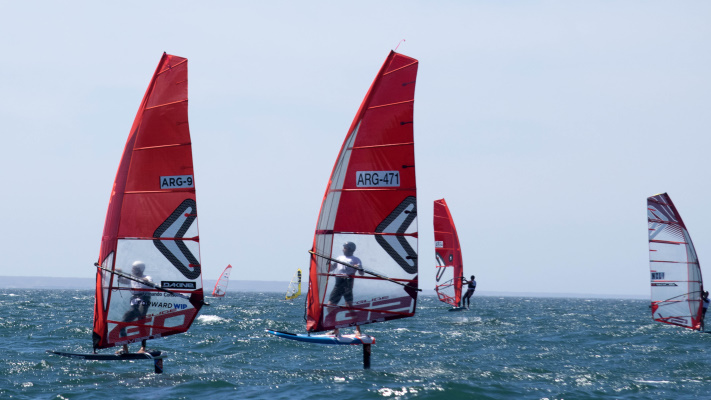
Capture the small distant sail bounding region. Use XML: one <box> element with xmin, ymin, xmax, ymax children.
<box><xmin>285</xmin><ymin>269</ymin><xmax>302</xmax><ymax>300</ymax></box>
<box><xmin>305</xmin><ymin>51</ymin><xmax>420</xmax><ymax>333</ymax></box>
<box><xmin>92</xmin><ymin>53</ymin><xmax>204</xmax><ymax>351</ymax></box>
<box><xmin>433</xmin><ymin>199</ymin><xmax>464</xmax><ymax>308</ymax></box>
<box><xmin>212</xmin><ymin>265</ymin><xmax>233</xmax><ymax>297</ymax></box>
<box><xmin>647</xmin><ymin>193</ymin><xmax>703</xmax><ymax>330</ymax></box>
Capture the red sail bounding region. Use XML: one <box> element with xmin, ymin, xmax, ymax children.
<box><xmin>433</xmin><ymin>199</ymin><xmax>464</xmax><ymax>307</ymax></box>
<box><xmin>93</xmin><ymin>53</ymin><xmax>204</xmax><ymax>350</ymax></box>
<box><xmin>306</xmin><ymin>51</ymin><xmax>419</xmax><ymax>332</ymax></box>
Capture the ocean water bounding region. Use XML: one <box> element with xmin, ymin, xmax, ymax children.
<box><xmin>2</xmin><ymin>289</ymin><xmax>709</xmax><ymax>399</ymax></box>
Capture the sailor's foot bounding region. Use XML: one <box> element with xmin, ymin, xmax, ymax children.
<box><xmin>116</xmin><ymin>345</ymin><xmax>129</xmax><ymax>355</ymax></box>
<box><xmin>328</xmin><ymin>329</ymin><xmax>340</xmax><ymax>336</ymax></box>
<box><xmin>137</xmin><ymin>348</ymin><xmax>146</xmax><ymax>354</ymax></box>
<box><xmin>355</xmin><ymin>327</ymin><xmax>362</xmax><ymax>337</ymax></box>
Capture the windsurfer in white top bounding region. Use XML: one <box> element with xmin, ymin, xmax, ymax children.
<box><xmin>327</xmin><ymin>242</ymin><xmax>365</xmax><ymax>337</ymax></box>
<box><xmin>116</xmin><ymin>261</ymin><xmax>153</xmax><ymax>354</ymax></box>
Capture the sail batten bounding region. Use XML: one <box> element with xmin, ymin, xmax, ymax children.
<box><xmin>144</xmin><ymin>99</ymin><xmax>188</xmax><ymax>111</ymax></box>
<box><xmin>647</xmin><ymin>192</ymin><xmax>703</xmax><ymax>331</ymax></box>
<box><xmin>92</xmin><ymin>53</ymin><xmax>203</xmax><ymax>350</ymax></box>
<box><xmin>134</xmin><ymin>143</ymin><xmax>192</xmax><ymax>151</ymax></box>
<box><xmin>305</xmin><ymin>51</ymin><xmax>419</xmax><ymax>333</ymax></box>
<box><xmin>367</xmin><ymin>99</ymin><xmax>415</xmax><ymax>109</ymax></box>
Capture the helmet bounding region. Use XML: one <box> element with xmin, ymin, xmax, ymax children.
<box><xmin>132</xmin><ymin>261</ymin><xmax>146</xmax><ymax>274</ymax></box>
<box><xmin>343</xmin><ymin>242</ymin><xmax>356</xmax><ymax>252</ymax></box>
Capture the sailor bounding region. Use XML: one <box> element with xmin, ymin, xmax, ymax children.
<box><xmin>702</xmin><ymin>291</ymin><xmax>710</xmax><ymax>331</ymax></box>
<box><xmin>116</xmin><ymin>261</ymin><xmax>153</xmax><ymax>354</ymax></box>
<box><xmin>327</xmin><ymin>241</ymin><xmax>365</xmax><ymax>337</ymax></box>
<box><xmin>460</xmin><ymin>275</ymin><xmax>476</xmax><ymax>309</ymax></box>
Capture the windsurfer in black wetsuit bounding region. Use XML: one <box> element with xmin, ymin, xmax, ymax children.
<box><xmin>116</xmin><ymin>261</ymin><xmax>153</xmax><ymax>354</ymax></box>
<box><xmin>460</xmin><ymin>275</ymin><xmax>476</xmax><ymax>309</ymax></box>
<box><xmin>701</xmin><ymin>291</ymin><xmax>709</xmax><ymax>331</ymax></box>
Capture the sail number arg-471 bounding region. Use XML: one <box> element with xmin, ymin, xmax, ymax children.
<box><xmin>160</xmin><ymin>175</ymin><xmax>194</xmax><ymax>189</ymax></box>
<box><xmin>356</xmin><ymin>171</ymin><xmax>400</xmax><ymax>187</ymax></box>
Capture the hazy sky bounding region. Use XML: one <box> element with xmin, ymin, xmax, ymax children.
<box><xmin>2</xmin><ymin>2</ymin><xmax>710</xmax><ymax>297</ymax></box>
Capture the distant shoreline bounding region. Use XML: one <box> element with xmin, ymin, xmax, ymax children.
<box><xmin>0</xmin><ymin>276</ymin><xmax>646</xmax><ymax>299</ymax></box>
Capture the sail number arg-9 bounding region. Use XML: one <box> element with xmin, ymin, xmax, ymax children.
<box><xmin>160</xmin><ymin>175</ymin><xmax>194</xmax><ymax>189</ymax></box>
<box><xmin>356</xmin><ymin>171</ymin><xmax>400</xmax><ymax>187</ymax></box>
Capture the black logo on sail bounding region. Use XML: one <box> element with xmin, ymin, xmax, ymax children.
<box><xmin>375</xmin><ymin>196</ymin><xmax>417</xmax><ymax>274</ymax></box>
<box><xmin>153</xmin><ymin>199</ymin><xmax>201</xmax><ymax>280</ymax></box>
<box><xmin>161</xmin><ymin>281</ymin><xmax>197</xmax><ymax>289</ymax></box>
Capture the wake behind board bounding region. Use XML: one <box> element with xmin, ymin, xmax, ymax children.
<box><xmin>266</xmin><ymin>329</ymin><xmax>375</xmax><ymax>345</ymax></box>
<box><xmin>46</xmin><ymin>350</ymin><xmax>164</xmax><ymax>360</ymax></box>
<box><xmin>448</xmin><ymin>306</ymin><xmax>467</xmax><ymax>312</ymax></box>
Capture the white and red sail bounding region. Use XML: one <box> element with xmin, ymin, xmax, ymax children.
<box><xmin>433</xmin><ymin>199</ymin><xmax>463</xmax><ymax>307</ymax></box>
<box><xmin>305</xmin><ymin>51</ymin><xmax>419</xmax><ymax>333</ymax></box>
<box><xmin>647</xmin><ymin>193</ymin><xmax>703</xmax><ymax>330</ymax></box>
<box><xmin>212</xmin><ymin>265</ymin><xmax>232</xmax><ymax>297</ymax></box>
<box><xmin>93</xmin><ymin>53</ymin><xmax>204</xmax><ymax>350</ymax></box>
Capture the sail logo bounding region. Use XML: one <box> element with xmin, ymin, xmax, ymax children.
<box><xmin>153</xmin><ymin>199</ymin><xmax>201</xmax><ymax>280</ymax></box>
<box><xmin>148</xmin><ymin>302</ymin><xmax>189</xmax><ymax>309</ymax></box>
<box><xmin>161</xmin><ymin>281</ymin><xmax>197</xmax><ymax>289</ymax></box>
<box><xmin>435</xmin><ymin>241</ymin><xmax>444</xmax><ymax>248</ymax></box>
<box><xmin>651</xmin><ymin>272</ymin><xmax>665</xmax><ymax>280</ymax></box>
<box><xmin>356</xmin><ymin>171</ymin><xmax>400</xmax><ymax>187</ymax></box>
<box><xmin>325</xmin><ymin>295</ymin><xmax>415</xmax><ymax>328</ymax></box>
<box><xmin>375</xmin><ymin>196</ymin><xmax>418</xmax><ymax>274</ymax></box>
<box><xmin>160</xmin><ymin>175</ymin><xmax>194</xmax><ymax>189</ymax></box>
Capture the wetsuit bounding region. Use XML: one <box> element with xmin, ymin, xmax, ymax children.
<box><xmin>461</xmin><ymin>279</ymin><xmax>476</xmax><ymax>308</ymax></box>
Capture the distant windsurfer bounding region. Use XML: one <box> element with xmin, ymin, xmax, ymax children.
<box><xmin>327</xmin><ymin>241</ymin><xmax>365</xmax><ymax>336</ymax></box>
<box><xmin>460</xmin><ymin>275</ymin><xmax>476</xmax><ymax>309</ymax></box>
<box><xmin>702</xmin><ymin>291</ymin><xmax>709</xmax><ymax>331</ymax></box>
<box><xmin>116</xmin><ymin>261</ymin><xmax>153</xmax><ymax>354</ymax></box>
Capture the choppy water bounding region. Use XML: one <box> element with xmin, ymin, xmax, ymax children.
<box><xmin>1</xmin><ymin>289</ymin><xmax>710</xmax><ymax>399</ymax></box>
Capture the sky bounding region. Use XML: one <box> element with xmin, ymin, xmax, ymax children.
<box><xmin>1</xmin><ymin>1</ymin><xmax>710</xmax><ymax>297</ymax></box>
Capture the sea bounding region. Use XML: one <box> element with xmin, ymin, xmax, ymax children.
<box><xmin>2</xmin><ymin>289</ymin><xmax>709</xmax><ymax>399</ymax></box>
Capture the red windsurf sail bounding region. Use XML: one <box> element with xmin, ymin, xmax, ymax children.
<box><xmin>306</xmin><ymin>51</ymin><xmax>420</xmax><ymax>333</ymax></box>
<box><xmin>433</xmin><ymin>199</ymin><xmax>464</xmax><ymax>307</ymax></box>
<box><xmin>212</xmin><ymin>265</ymin><xmax>232</xmax><ymax>297</ymax></box>
<box><xmin>648</xmin><ymin>193</ymin><xmax>703</xmax><ymax>330</ymax></box>
<box><xmin>92</xmin><ymin>53</ymin><xmax>204</xmax><ymax>350</ymax></box>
